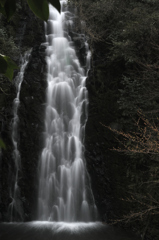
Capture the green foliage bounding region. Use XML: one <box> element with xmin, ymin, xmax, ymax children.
<box><xmin>0</xmin><ymin>0</ymin><xmax>16</xmax><ymax>21</ymax></box>
<box><xmin>0</xmin><ymin>4</ymin><xmax>5</xmax><ymax>15</ymax></box>
<box><xmin>27</xmin><ymin>0</ymin><xmax>61</xmax><ymax>21</ymax></box>
<box><xmin>27</xmin><ymin>0</ymin><xmax>49</xmax><ymax>21</ymax></box>
<box><xmin>0</xmin><ymin>22</ymin><xmax>19</xmax><ymax>81</ymax></box>
<box><xmin>4</xmin><ymin>0</ymin><xmax>16</xmax><ymax>21</ymax></box>
<box><xmin>0</xmin><ymin>0</ymin><xmax>6</xmax><ymax>6</ymax></box>
<box><xmin>0</xmin><ymin>0</ymin><xmax>61</xmax><ymax>22</ymax></box>
<box><xmin>0</xmin><ymin>54</ymin><xmax>7</xmax><ymax>74</ymax></box>
<box><xmin>0</xmin><ymin>54</ymin><xmax>18</xmax><ymax>80</ymax></box>
<box><xmin>0</xmin><ymin>138</ymin><xmax>6</xmax><ymax>149</ymax></box>
<box><xmin>73</xmin><ymin>0</ymin><xmax>159</xmax><ymax>238</ymax></box>
<box><xmin>0</xmin><ymin>0</ymin><xmax>61</xmax><ymax>80</ymax></box>
<box><xmin>75</xmin><ymin>0</ymin><xmax>159</xmax><ymax>123</ymax></box>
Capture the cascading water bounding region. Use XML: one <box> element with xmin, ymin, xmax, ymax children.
<box><xmin>38</xmin><ymin>1</ymin><xmax>97</xmax><ymax>222</ymax></box>
<box><xmin>9</xmin><ymin>50</ymin><xmax>31</xmax><ymax>221</ymax></box>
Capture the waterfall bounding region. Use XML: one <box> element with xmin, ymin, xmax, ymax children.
<box><xmin>37</xmin><ymin>1</ymin><xmax>97</xmax><ymax>222</ymax></box>
<box><xmin>9</xmin><ymin>50</ymin><xmax>31</xmax><ymax>221</ymax></box>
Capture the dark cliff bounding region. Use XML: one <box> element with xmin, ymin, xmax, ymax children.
<box><xmin>0</xmin><ymin>2</ymin><xmax>46</xmax><ymax>221</ymax></box>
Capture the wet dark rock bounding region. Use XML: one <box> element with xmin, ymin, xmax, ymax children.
<box><xmin>18</xmin><ymin>44</ymin><xmax>47</xmax><ymax>220</ymax></box>
<box><xmin>69</xmin><ymin>33</ymin><xmax>86</xmax><ymax>67</ymax></box>
<box><xmin>0</xmin><ymin>3</ymin><xmax>46</xmax><ymax>221</ymax></box>
<box><xmin>84</xmin><ymin>41</ymin><xmax>130</xmax><ymax>225</ymax></box>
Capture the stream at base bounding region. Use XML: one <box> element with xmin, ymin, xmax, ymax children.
<box><xmin>0</xmin><ymin>222</ymin><xmax>140</xmax><ymax>240</ymax></box>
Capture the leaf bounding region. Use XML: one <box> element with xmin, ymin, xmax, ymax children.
<box><xmin>0</xmin><ymin>0</ymin><xmax>6</xmax><ymax>7</ymax></box>
<box><xmin>0</xmin><ymin>138</ymin><xmax>6</xmax><ymax>149</ymax></box>
<box><xmin>27</xmin><ymin>0</ymin><xmax>49</xmax><ymax>21</ymax></box>
<box><xmin>0</xmin><ymin>4</ymin><xmax>6</xmax><ymax>16</ymax></box>
<box><xmin>0</xmin><ymin>54</ymin><xmax>18</xmax><ymax>80</ymax></box>
<box><xmin>48</xmin><ymin>0</ymin><xmax>61</xmax><ymax>13</ymax></box>
<box><xmin>3</xmin><ymin>55</ymin><xmax>18</xmax><ymax>80</ymax></box>
<box><xmin>4</xmin><ymin>0</ymin><xmax>16</xmax><ymax>21</ymax></box>
<box><xmin>0</xmin><ymin>54</ymin><xmax>8</xmax><ymax>74</ymax></box>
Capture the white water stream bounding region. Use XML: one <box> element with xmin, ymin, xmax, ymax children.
<box><xmin>9</xmin><ymin>50</ymin><xmax>31</xmax><ymax>221</ymax></box>
<box><xmin>38</xmin><ymin>1</ymin><xmax>97</xmax><ymax>222</ymax></box>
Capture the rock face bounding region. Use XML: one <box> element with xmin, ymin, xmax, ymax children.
<box><xmin>18</xmin><ymin>45</ymin><xmax>46</xmax><ymax>221</ymax></box>
<box><xmin>84</xmin><ymin>41</ymin><xmax>134</xmax><ymax>223</ymax></box>
<box><xmin>84</xmin><ymin>49</ymin><xmax>120</xmax><ymax>222</ymax></box>
<box><xmin>0</xmin><ymin>84</ymin><xmax>16</xmax><ymax>221</ymax></box>
<box><xmin>0</xmin><ymin>3</ymin><xmax>46</xmax><ymax>221</ymax></box>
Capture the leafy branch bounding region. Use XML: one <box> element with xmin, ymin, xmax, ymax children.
<box><xmin>101</xmin><ymin>111</ymin><xmax>159</xmax><ymax>155</ymax></box>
